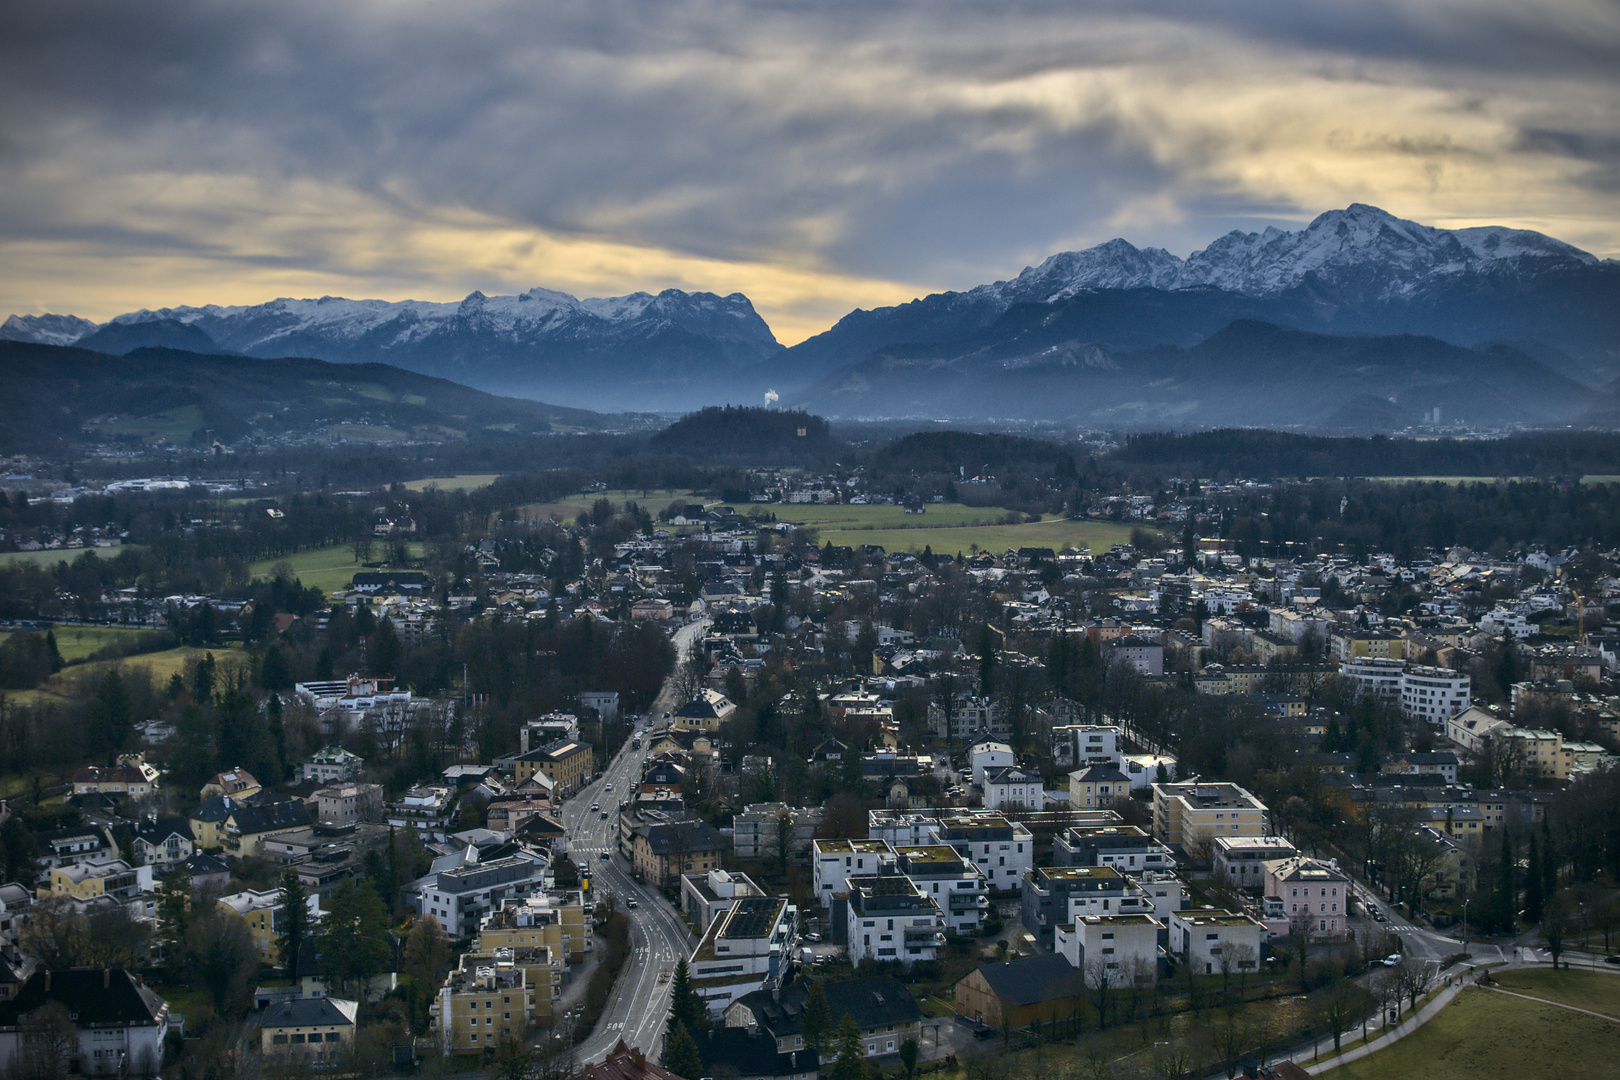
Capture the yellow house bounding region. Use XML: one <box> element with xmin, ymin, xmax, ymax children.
<box><xmin>42</xmin><ymin>860</ymin><xmax>151</xmax><ymax>903</ymax></box>
<box><xmin>1068</xmin><ymin>765</ymin><xmax>1129</xmax><ymax>811</ymax></box>
<box><xmin>434</xmin><ymin>960</ymin><xmax>536</xmax><ymax>1054</ymax></box>
<box><xmin>202</xmin><ymin>767</ymin><xmax>261</xmax><ymax>801</ymax></box>
<box><xmin>219</xmin><ymin>887</ymin><xmax>322</xmax><ymax>962</ymax></box>
<box><xmin>514</xmin><ymin>741</ymin><xmax>593</xmax><ymax>798</ymax></box>
<box><xmin>1331</xmin><ymin>631</ymin><xmax>1406</xmax><ymax>662</ymax></box>
<box><xmin>673</xmin><ymin>688</ymin><xmax>737</xmax><ymax>732</ymax></box>
<box><xmin>261</xmin><ymin>997</ymin><xmax>359</xmax><ymax>1060</ymax></box>
<box><xmin>70</xmin><ymin>755</ymin><xmax>161</xmax><ymax>797</ymax></box>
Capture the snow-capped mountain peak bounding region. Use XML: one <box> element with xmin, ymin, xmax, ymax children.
<box><xmin>0</xmin><ymin>312</ymin><xmax>99</xmax><ymax>346</ymax></box>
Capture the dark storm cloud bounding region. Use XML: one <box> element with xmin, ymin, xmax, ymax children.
<box><xmin>1</xmin><ymin>1</ymin><xmax>1616</xmax><ymax>331</ymax></box>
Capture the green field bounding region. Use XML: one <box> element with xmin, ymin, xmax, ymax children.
<box><xmin>0</xmin><ymin>546</ymin><xmax>141</xmax><ymax>569</ymax></box>
<box><xmin>1</xmin><ymin>645</ymin><xmax>249</xmax><ymax>708</ymax></box>
<box><xmin>771</xmin><ymin>502</ymin><xmax>1027</xmax><ymax>530</ymax></box>
<box><xmin>327</xmin><ymin>423</ymin><xmax>410</xmax><ymax>442</ymax></box>
<box><xmin>814</xmin><ymin>516</ymin><xmax>1139</xmax><ymax>556</ymax></box>
<box><xmin>1366</xmin><ymin>475</ymin><xmax>1527</xmax><ymax>485</ymax></box>
<box><xmin>83</xmin><ymin>404</ymin><xmax>205</xmax><ymax>443</ymax></box>
<box><xmin>248</xmin><ymin>542</ymin><xmax>425</xmax><ymax>594</ymax></box>
<box><xmin>1319</xmin><ymin>981</ymin><xmax>1620</xmax><ymax>1080</ymax></box>
<box><xmin>0</xmin><ymin>626</ymin><xmax>163</xmax><ymax>663</ymax></box>
<box><xmin>404</xmin><ymin>473</ymin><xmax>502</xmax><ymax>492</ymax></box>
<box><xmin>1488</xmin><ymin>967</ymin><xmax>1620</xmax><ymax>1020</ymax></box>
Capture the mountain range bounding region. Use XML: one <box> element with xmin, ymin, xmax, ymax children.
<box><xmin>0</xmin><ymin>340</ymin><xmax>607</xmax><ymax>454</ymax></box>
<box><xmin>5</xmin><ymin>204</ymin><xmax>1619</xmax><ymax>429</ymax></box>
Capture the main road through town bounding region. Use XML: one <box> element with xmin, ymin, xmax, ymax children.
<box><xmin>562</xmin><ymin>618</ymin><xmax>707</xmax><ymax>1065</ymax></box>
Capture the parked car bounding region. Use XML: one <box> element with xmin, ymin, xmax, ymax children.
<box><xmin>1606</xmin><ymin>956</ymin><xmax>1620</xmax><ymax>965</ymax></box>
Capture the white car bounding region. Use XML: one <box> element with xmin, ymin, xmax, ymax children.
<box><xmin>1382</xmin><ymin>954</ymin><xmax>1403</xmax><ymax>967</ymax></box>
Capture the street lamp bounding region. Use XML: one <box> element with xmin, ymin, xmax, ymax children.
<box><xmin>1462</xmin><ymin>899</ymin><xmax>1469</xmax><ymax>949</ymax></box>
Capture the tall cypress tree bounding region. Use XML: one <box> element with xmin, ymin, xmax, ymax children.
<box><xmin>1495</xmin><ymin>829</ymin><xmax>1516</xmax><ymax>932</ymax></box>
<box><xmin>1525</xmin><ymin>832</ymin><xmax>1543</xmax><ymax>923</ymax></box>
<box><xmin>277</xmin><ymin>869</ymin><xmax>310</xmax><ymax>982</ymax></box>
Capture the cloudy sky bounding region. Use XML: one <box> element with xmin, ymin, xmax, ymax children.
<box><xmin>3</xmin><ymin>0</ymin><xmax>1618</xmax><ymax>344</ymax></box>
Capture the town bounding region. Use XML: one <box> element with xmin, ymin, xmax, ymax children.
<box><xmin>0</xmin><ymin>424</ymin><xmax>1618</xmax><ymax>1080</ymax></box>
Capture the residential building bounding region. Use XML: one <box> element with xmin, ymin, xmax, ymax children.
<box><xmin>893</xmin><ymin>845</ymin><xmax>988</xmax><ymax>934</ymax></box>
<box><xmin>1167</xmin><ymin>910</ymin><xmax>1265</xmax><ymax>975</ymax></box>
<box><xmin>968</xmin><ymin>740</ymin><xmax>1015</xmax><ymax>786</ymax></box>
<box><xmin>845</xmin><ymin>876</ymin><xmax>944</xmax><ymax>966</ymax></box>
<box><xmin>260</xmin><ymin>997</ymin><xmax>359</xmax><ymax>1061</ymax></box>
<box><xmin>1331</xmin><ymin>630</ymin><xmax>1406</xmax><ymax>663</ymax></box>
<box><xmin>1021</xmin><ymin>865</ymin><xmax>1152</xmax><ymax>948</ymax></box>
<box><xmin>1150</xmin><ymin>781</ymin><xmax>1269</xmax><ymax>858</ymax></box>
<box><xmin>514</xmin><ymin>741</ymin><xmax>594</xmax><ymax>798</ymax></box>
<box><xmin>1338</xmin><ymin>658</ymin><xmax>1405</xmax><ymax>704</ymax></box>
<box><xmin>224</xmin><ymin>799</ymin><xmax>312</xmax><ymax>858</ymax></box>
<box><xmin>433</xmin><ymin>957</ymin><xmax>536</xmax><ymax>1054</ymax></box>
<box><xmin>36</xmin><ymin>827</ymin><xmax>115</xmax><ymax>869</ymax></box>
<box><xmin>1445</xmin><ymin>706</ymin><xmax>1510</xmax><ymax>754</ymax></box>
<box><xmin>201</xmin><ymin>767</ymin><xmax>261</xmax><ymax>801</ymax></box>
<box><xmin>1053</xmin><ymin>825</ymin><xmax>1174</xmax><ymax>876</ymax></box>
<box><xmin>732</xmin><ymin>804</ymin><xmax>821</xmax><ymax>864</ymax></box>
<box><xmin>410</xmin><ymin>850</ymin><xmax>551</xmax><ymax>937</ymax></box>
<box><xmin>219</xmin><ymin>887</ymin><xmax>323</xmax><ymax>961</ymax></box>
<box><xmin>1052</xmin><ymin>725</ymin><xmax>1123</xmax><ymax>770</ymax></box>
<box><xmin>931</xmin><ymin>812</ymin><xmax>1033</xmax><ymax>890</ymax></box>
<box><xmin>70</xmin><ymin>757</ymin><xmax>160</xmax><ymax>799</ymax></box>
<box><xmin>1120</xmin><ymin>753</ymin><xmax>1178</xmax><ymax>790</ymax></box>
<box><xmin>1212</xmin><ymin>836</ymin><xmax>1298</xmax><ymax>892</ymax></box>
<box><xmin>301</xmin><ymin>746</ymin><xmax>365</xmax><ymax>783</ymax></box>
<box><xmin>689</xmin><ymin>894</ymin><xmax>797</xmax><ymax>1017</ymax></box>
<box><xmin>631</xmin><ymin>820</ymin><xmax>726</xmax><ymax>887</ymax></box>
<box><xmin>315</xmin><ymin>782</ymin><xmax>384</xmax><ymax>827</ymax></box>
<box><xmin>131</xmin><ymin>816</ymin><xmax>194</xmax><ymax>872</ymax></box>
<box><xmin>583</xmin><ymin>1042</ymin><xmax>688</xmax><ymax>1080</ymax></box>
<box><xmin>1068</xmin><ymin>765</ymin><xmax>1130</xmax><ymax>812</ymax></box>
<box><xmin>725</xmin><ymin>977</ymin><xmax>923</xmax><ymax>1063</ymax></box>
<box><xmin>954</xmin><ymin>953</ymin><xmax>1085</xmax><ymax>1032</ymax></box>
<box><xmin>1105</xmin><ymin>636</ymin><xmax>1164</xmax><ymax>677</ymax></box>
<box><xmin>682</xmin><ymin>869</ymin><xmax>766</xmax><ymax>932</ymax></box>
<box><xmin>0</xmin><ymin>969</ymin><xmax>171</xmax><ymax>1077</ymax></box>
<box><xmin>983</xmin><ymin>766</ymin><xmax>1044</xmax><ymax>812</ymax></box>
<box><xmin>386</xmin><ymin>785</ymin><xmax>456</xmax><ymax>841</ymax></box>
<box><xmin>478</xmin><ymin>891</ymin><xmax>592</xmax><ymax>964</ymax></box>
<box><xmin>1263</xmin><ymin>857</ymin><xmax>1349</xmax><ymax>941</ymax></box>
<box><xmin>520</xmin><ymin>714</ymin><xmax>581</xmax><ymax>755</ymax></box>
<box><xmin>1382</xmin><ymin>752</ymin><xmax>1460</xmax><ymax>785</ymax></box>
<box><xmin>1400</xmin><ymin>666</ymin><xmax>1472</xmax><ymax>724</ymax></box>
<box><xmin>675</xmin><ymin>688</ymin><xmax>738</xmax><ymax>732</ymax></box>
<box><xmin>1054</xmin><ymin>913</ymin><xmax>1161</xmax><ymax>985</ymax></box>
<box><xmin>44</xmin><ymin>861</ymin><xmax>153</xmax><ymax>905</ymax></box>
<box><xmin>693</xmin><ymin>1027</ymin><xmax>819</xmax><ymax>1080</ymax></box>
<box><xmin>928</xmin><ymin>695</ymin><xmax>1007</xmax><ymax>741</ymax></box>
<box><xmin>812</xmin><ymin>839</ymin><xmax>896</xmax><ymax>909</ymax></box>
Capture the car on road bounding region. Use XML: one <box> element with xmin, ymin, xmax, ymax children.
<box><xmin>1382</xmin><ymin>953</ymin><xmax>1403</xmax><ymax>967</ymax></box>
<box><xmin>591</xmin><ymin>803</ymin><xmax>599</xmax><ymax>811</ymax></box>
<box><xmin>626</xmin><ymin>898</ymin><xmax>638</xmax><ymax>908</ymax></box>
<box><xmin>606</xmin><ymin>783</ymin><xmax>613</xmax><ymax>791</ymax></box>
<box><xmin>804</xmin><ymin>932</ymin><xmax>822</xmax><ymax>942</ymax></box>
<box><xmin>1607</xmin><ymin>956</ymin><xmax>1620</xmax><ymax>965</ymax></box>
<box><xmin>601</xmin><ymin>811</ymin><xmax>610</xmax><ymax>819</ymax></box>
<box><xmin>1373</xmin><ymin>911</ymin><xmax>1386</xmax><ymax>922</ymax></box>
<box><xmin>599</xmin><ymin>852</ymin><xmax>610</xmax><ymax>861</ymax></box>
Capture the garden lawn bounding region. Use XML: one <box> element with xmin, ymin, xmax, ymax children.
<box><xmin>1487</xmin><ymin>967</ymin><xmax>1620</xmax><ymax>1021</ymax></box>
<box><xmin>812</xmin><ymin>517</ymin><xmax>1140</xmax><ymax>557</ymax></box>
<box><xmin>404</xmin><ymin>473</ymin><xmax>502</xmax><ymax>492</ymax></box>
<box><xmin>1318</xmin><ymin>984</ymin><xmax>1620</xmax><ymax>1080</ymax></box>
<box><xmin>19</xmin><ymin>645</ymin><xmax>250</xmax><ymax>706</ymax></box>
<box><xmin>248</xmin><ymin>542</ymin><xmax>425</xmax><ymax>594</ymax></box>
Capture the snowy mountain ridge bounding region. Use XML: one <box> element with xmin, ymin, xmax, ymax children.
<box><xmin>977</xmin><ymin>204</ymin><xmax>1604</xmax><ymax>307</ymax></box>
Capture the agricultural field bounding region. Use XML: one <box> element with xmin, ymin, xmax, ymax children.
<box><xmin>0</xmin><ymin>626</ymin><xmax>163</xmax><ymax>663</ymax></box>
<box><xmin>810</xmin><ymin>515</ymin><xmax>1140</xmax><ymax>557</ymax></box>
<box><xmin>326</xmin><ymin>423</ymin><xmax>410</xmax><ymax>442</ymax></box>
<box><xmin>0</xmin><ymin>545</ymin><xmax>141</xmax><ymax>569</ymax></box>
<box><xmin>404</xmin><ymin>473</ymin><xmax>502</xmax><ymax>492</ymax></box>
<box><xmin>1319</xmin><ymin>981</ymin><xmax>1620</xmax><ymax>1080</ymax></box>
<box><xmin>82</xmin><ymin>404</ymin><xmax>205</xmax><ymax>443</ymax></box>
<box><xmin>248</xmin><ymin>542</ymin><xmax>426</xmax><ymax>595</ymax></box>
<box><xmin>1</xmin><ymin>645</ymin><xmax>249</xmax><ymax>709</ymax></box>
<box><xmin>513</xmin><ymin>489</ymin><xmax>700</xmax><ymax>524</ymax></box>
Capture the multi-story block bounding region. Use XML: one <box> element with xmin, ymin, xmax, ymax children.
<box><xmin>632</xmin><ymin>820</ymin><xmax>726</xmax><ymax>887</ymax></box>
<box><xmin>812</xmin><ymin>839</ymin><xmax>895</xmax><ymax>909</ymax></box>
<box><xmin>315</xmin><ymin>782</ymin><xmax>384</xmax><ymax>827</ymax></box>
<box><xmin>1263</xmin><ymin>857</ymin><xmax>1349</xmax><ymax>941</ymax></box>
<box><xmin>1068</xmin><ymin>765</ymin><xmax>1130</xmax><ymax>812</ymax></box>
<box><xmin>982</xmin><ymin>766</ymin><xmax>1044</xmax><ymax>812</ymax></box>
<box><xmin>845</xmin><ymin>877</ymin><xmax>944</xmax><ymax>966</ymax></box>
<box><xmin>1212</xmin><ymin>836</ymin><xmax>1298</xmax><ymax>892</ymax></box>
<box><xmin>893</xmin><ymin>845</ymin><xmax>988</xmax><ymax>934</ymax></box>
<box><xmin>1051</xmin><ymin>725</ymin><xmax>1122</xmax><ymax>769</ymax></box>
<box><xmin>410</xmin><ymin>852</ymin><xmax>551</xmax><ymax>937</ymax></box>
<box><xmin>1055</xmin><ymin>913</ymin><xmax>1161</xmax><ymax>985</ymax></box>
<box><xmin>476</xmin><ymin>892</ymin><xmax>592</xmax><ymax>965</ymax></box>
<box><xmin>1401</xmin><ymin>666</ymin><xmax>1472</xmax><ymax>724</ymax></box>
<box><xmin>732</xmin><ymin>803</ymin><xmax>821</xmax><ymax>864</ymax></box>
<box><xmin>301</xmin><ymin>746</ymin><xmax>365</xmax><ymax>783</ymax></box>
<box><xmin>689</xmin><ymin>894</ymin><xmax>797</xmax><ymax>1017</ymax></box>
<box><xmin>932</xmin><ymin>812</ymin><xmax>1033</xmax><ymax>891</ymax></box>
<box><xmin>433</xmin><ymin>958</ymin><xmax>536</xmax><ymax>1054</ymax></box>
<box><xmin>682</xmin><ymin>869</ymin><xmax>766</xmax><ymax>932</ymax></box>
<box><xmin>1021</xmin><ymin>866</ymin><xmax>1152</xmax><ymax>948</ymax></box>
<box><xmin>514</xmin><ymin>740</ymin><xmax>593</xmax><ymax>798</ymax></box>
<box><xmin>1053</xmin><ymin>825</ymin><xmax>1175</xmax><ymax>876</ymax></box>
<box><xmin>1150</xmin><ymin>781</ymin><xmax>1269</xmax><ymax>858</ymax></box>
<box><xmin>1167</xmin><ymin>910</ymin><xmax>1265</xmax><ymax>975</ymax></box>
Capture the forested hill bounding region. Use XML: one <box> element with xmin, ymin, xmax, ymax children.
<box><xmin>0</xmin><ymin>340</ymin><xmax>608</xmax><ymax>453</ymax></box>
<box><xmin>1109</xmin><ymin>430</ymin><xmax>1620</xmax><ymax>480</ymax></box>
<box><xmin>649</xmin><ymin>406</ymin><xmax>834</xmax><ymax>462</ymax></box>
<box><xmin>874</xmin><ymin>431</ymin><xmax>1080</xmax><ymax>480</ymax></box>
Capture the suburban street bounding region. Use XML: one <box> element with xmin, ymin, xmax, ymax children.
<box><xmin>562</xmin><ymin>618</ymin><xmax>707</xmax><ymax>1064</ymax></box>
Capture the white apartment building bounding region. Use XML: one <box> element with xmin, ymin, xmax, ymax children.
<box><xmin>865</xmin><ymin>810</ymin><xmax>1034</xmax><ymax>891</ymax></box>
<box><xmin>845</xmin><ymin>877</ymin><xmax>944</xmax><ymax>966</ymax></box>
<box><xmin>893</xmin><ymin>845</ymin><xmax>989</xmax><ymax>934</ymax></box>
<box><xmin>812</xmin><ymin>839</ymin><xmax>895</xmax><ymax>909</ymax></box>
<box><xmin>968</xmin><ymin>740</ymin><xmax>1015</xmax><ymax>786</ymax></box>
<box><xmin>1167</xmin><ymin>910</ymin><xmax>1266</xmax><ymax>976</ymax></box>
<box><xmin>1055</xmin><ymin>914</ymin><xmax>1161</xmax><ymax>985</ymax></box>
<box><xmin>1339</xmin><ymin>657</ymin><xmax>1406</xmax><ymax>702</ymax></box>
<box><xmin>688</xmin><ymin>895</ymin><xmax>797</xmax><ymax>1017</ymax></box>
<box><xmin>1400</xmin><ymin>666</ymin><xmax>1472</xmax><ymax>724</ymax></box>
<box><xmin>1052</xmin><ymin>725</ymin><xmax>1122</xmax><ymax>769</ymax></box>
<box><xmin>982</xmin><ymin>766</ymin><xmax>1044</xmax><ymax>812</ymax></box>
